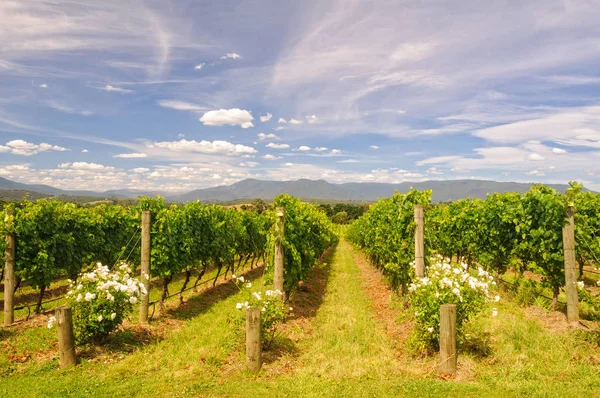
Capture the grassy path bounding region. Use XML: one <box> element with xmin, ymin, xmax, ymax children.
<box><xmin>2</xmin><ymin>240</ymin><xmax>600</xmax><ymax>397</ymax></box>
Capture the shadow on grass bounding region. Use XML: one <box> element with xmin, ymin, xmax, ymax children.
<box><xmin>260</xmin><ymin>244</ymin><xmax>337</xmax><ymax>369</ymax></box>
<box><xmin>167</xmin><ymin>266</ymin><xmax>266</xmax><ymax>321</ymax></box>
<box><xmin>288</xmin><ymin>243</ymin><xmax>336</xmax><ymax>322</ymax></box>
<box><xmin>77</xmin><ymin>326</ymin><xmax>166</xmax><ymax>361</ymax></box>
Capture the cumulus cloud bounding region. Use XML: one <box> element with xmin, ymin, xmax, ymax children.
<box><xmin>131</xmin><ymin>168</ymin><xmax>150</xmax><ymax>173</ymax></box>
<box><xmin>278</xmin><ymin>118</ymin><xmax>287</xmax><ymax>123</ymax></box>
<box><xmin>114</xmin><ymin>153</ymin><xmax>148</xmax><ymax>158</ymax></box>
<box><xmin>260</xmin><ymin>113</ymin><xmax>273</xmax><ymax>122</ymax></box>
<box><xmin>552</xmin><ymin>148</ymin><xmax>567</xmax><ymax>154</ymax></box>
<box><xmin>81</xmin><ymin>149</ymin><xmax>88</xmax><ymax>153</ymax></box>
<box><xmin>158</xmin><ymin>100</ymin><xmax>207</xmax><ymax>112</ymax></box>
<box><xmin>263</xmin><ymin>154</ymin><xmax>282</xmax><ymax>160</ymax></box>
<box><xmin>527</xmin><ymin>153</ymin><xmax>545</xmax><ymax>161</ymax></box>
<box><xmin>240</xmin><ymin>162</ymin><xmax>259</xmax><ymax>167</ymax></box>
<box><xmin>103</xmin><ymin>84</ymin><xmax>133</xmax><ymax>94</ymax></box>
<box><xmin>274</xmin><ymin>126</ymin><xmax>285</xmax><ymax>131</ymax></box>
<box><xmin>0</xmin><ymin>140</ymin><xmax>68</xmax><ymax>156</ymax></box>
<box><xmin>289</xmin><ymin>119</ymin><xmax>303</xmax><ymax>125</ymax></box>
<box><xmin>258</xmin><ymin>133</ymin><xmax>279</xmax><ymax>140</ymax></box>
<box><xmin>266</xmin><ymin>143</ymin><xmax>290</xmax><ymax>149</ymax></box>
<box><xmin>295</xmin><ymin>146</ymin><xmax>311</xmax><ymax>151</ymax></box>
<box><xmin>221</xmin><ymin>53</ymin><xmax>241</xmax><ymax>59</ymax></box>
<box><xmin>370</xmin><ymin>145</ymin><xmax>380</xmax><ymax>149</ymax></box>
<box><xmin>199</xmin><ymin>108</ymin><xmax>254</xmax><ymax>128</ymax></box>
<box><xmin>149</xmin><ymin>139</ymin><xmax>256</xmax><ymax>155</ymax></box>
<box><xmin>70</xmin><ymin>162</ymin><xmax>115</xmax><ymax>171</ymax></box>
<box><xmin>194</xmin><ymin>63</ymin><xmax>205</xmax><ymax>70</ymax></box>
<box><xmin>330</xmin><ymin>149</ymin><xmax>342</xmax><ymax>155</ymax></box>
<box><xmin>315</xmin><ymin>147</ymin><xmax>328</xmax><ymax>152</ymax></box>
<box><xmin>306</xmin><ymin>115</ymin><xmax>320</xmax><ymax>124</ymax></box>
<box><xmin>39</xmin><ymin>83</ymin><xmax>48</xmax><ymax>88</ymax></box>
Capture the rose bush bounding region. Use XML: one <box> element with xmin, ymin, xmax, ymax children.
<box><xmin>408</xmin><ymin>255</ymin><xmax>499</xmax><ymax>351</ymax></box>
<box><xmin>233</xmin><ymin>274</ymin><xmax>290</xmax><ymax>347</ymax></box>
<box><xmin>60</xmin><ymin>262</ymin><xmax>145</xmax><ymax>343</ymax></box>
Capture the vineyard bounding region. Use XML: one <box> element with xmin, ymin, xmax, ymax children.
<box><xmin>347</xmin><ymin>182</ymin><xmax>600</xmax><ymax>312</ymax></box>
<box><xmin>1</xmin><ymin>186</ymin><xmax>600</xmax><ymax>396</ymax></box>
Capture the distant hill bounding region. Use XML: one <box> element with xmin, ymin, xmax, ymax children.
<box><xmin>170</xmin><ymin>178</ymin><xmax>579</xmax><ymax>203</ymax></box>
<box><xmin>0</xmin><ymin>176</ymin><xmax>585</xmax><ymax>203</ymax></box>
<box><xmin>0</xmin><ymin>177</ymin><xmax>160</xmax><ymax>200</ymax></box>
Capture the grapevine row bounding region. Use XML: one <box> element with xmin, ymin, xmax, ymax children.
<box><xmin>347</xmin><ymin>182</ymin><xmax>600</xmax><ymax>304</ymax></box>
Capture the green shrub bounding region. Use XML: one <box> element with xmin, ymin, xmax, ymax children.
<box><xmin>408</xmin><ymin>256</ymin><xmax>499</xmax><ymax>352</ymax></box>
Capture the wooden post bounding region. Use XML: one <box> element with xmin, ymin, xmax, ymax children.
<box><xmin>4</xmin><ymin>209</ymin><xmax>15</xmax><ymax>327</ymax></box>
<box><xmin>139</xmin><ymin>210</ymin><xmax>151</xmax><ymax>326</ymax></box>
<box><xmin>273</xmin><ymin>207</ymin><xmax>285</xmax><ymax>296</ymax></box>
<box><xmin>55</xmin><ymin>306</ymin><xmax>77</xmax><ymax>368</ymax></box>
<box><xmin>414</xmin><ymin>204</ymin><xmax>425</xmax><ymax>277</ymax></box>
<box><xmin>439</xmin><ymin>304</ymin><xmax>457</xmax><ymax>377</ymax></box>
<box><xmin>245</xmin><ymin>307</ymin><xmax>262</xmax><ymax>373</ymax></box>
<box><xmin>563</xmin><ymin>205</ymin><xmax>579</xmax><ymax>324</ymax></box>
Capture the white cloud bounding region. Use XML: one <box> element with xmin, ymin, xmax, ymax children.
<box><xmin>306</xmin><ymin>115</ymin><xmax>320</xmax><ymax>124</ymax></box>
<box><xmin>150</xmin><ymin>139</ymin><xmax>256</xmax><ymax>155</ymax></box>
<box><xmin>199</xmin><ymin>108</ymin><xmax>254</xmax><ymax>128</ymax></box>
<box><xmin>158</xmin><ymin>100</ymin><xmax>207</xmax><ymax>112</ymax></box>
<box><xmin>194</xmin><ymin>63</ymin><xmax>205</xmax><ymax>70</ymax></box>
<box><xmin>315</xmin><ymin>147</ymin><xmax>328</xmax><ymax>152</ymax></box>
<box><xmin>221</xmin><ymin>53</ymin><xmax>241</xmax><ymax>60</ymax></box>
<box><xmin>370</xmin><ymin>145</ymin><xmax>379</xmax><ymax>149</ymax></box>
<box><xmin>114</xmin><ymin>153</ymin><xmax>148</xmax><ymax>158</ymax></box>
<box><xmin>427</xmin><ymin>167</ymin><xmax>443</xmax><ymax>175</ymax></box>
<box><xmin>274</xmin><ymin>126</ymin><xmax>285</xmax><ymax>131</ymax></box>
<box><xmin>39</xmin><ymin>83</ymin><xmax>48</xmax><ymax>88</ymax></box>
<box><xmin>278</xmin><ymin>118</ymin><xmax>287</xmax><ymax>124</ymax></box>
<box><xmin>295</xmin><ymin>146</ymin><xmax>311</xmax><ymax>151</ymax></box>
<box><xmin>527</xmin><ymin>153</ymin><xmax>545</xmax><ymax>161</ymax></box>
<box><xmin>131</xmin><ymin>168</ymin><xmax>150</xmax><ymax>173</ymax></box>
<box><xmin>103</xmin><ymin>84</ymin><xmax>133</xmax><ymax>94</ymax></box>
<box><xmin>473</xmin><ymin>106</ymin><xmax>600</xmax><ymax>148</ymax></box>
<box><xmin>552</xmin><ymin>148</ymin><xmax>567</xmax><ymax>154</ymax></box>
<box><xmin>260</xmin><ymin>113</ymin><xmax>272</xmax><ymax>122</ymax></box>
<box><xmin>0</xmin><ymin>140</ymin><xmax>69</xmax><ymax>156</ymax></box>
<box><xmin>266</xmin><ymin>143</ymin><xmax>290</xmax><ymax>149</ymax></box>
<box><xmin>289</xmin><ymin>119</ymin><xmax>303</xmax><ymax>125</ymax></box>
<box><xmin>330</xmin><ymin>149</ymin><xmax>342</xmax><ymax>155</ymax></box>
<box><xmin>71</xmin><ymin>162</ymin><xmax>115</xmax><ymax>171</ymax></box>
<box><xmin>239</xmin><ymin>162</ymin><xmax>259</xmax><ymax>167</ymax></box>
<box><xmin>81</xmin><ymin>149</ymin><xmax>88</xmax><ymax>153</ymax></box>
<box><xmin>526</xmin><ymin>170</ymin><xmax>545</xmax><ymax>176</ymax></box>
<box><xmin>337</xmin><ymin>159</ymin><xmax>359</xmax><ymax>163</ymax></box>
<box><xmin>263</xmin><ymin>154</ymin><xmax>282</xmax><ymax>160</ymax></box>
<box><xmin>258</xmin><ymin>133</ymin><xmax>279</xmax><ymax>140</ymax></box>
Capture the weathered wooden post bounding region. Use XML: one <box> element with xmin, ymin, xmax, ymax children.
<box><xmin>139</xmin><ymin>210</ymin><xmax>151</xmax><ymax>326</ymax></box>
<box><xmin>273</xmin><ymin>207</ymin><xmax>285</xmax><ymax>296</ymax></box>
<box><xmin>439</xmin><ymin>304</ymin><xmax>457</xmax><ymax>377</ymax></box>
<box><xmin>246</xmin><ymin>307</ymin><xmax>262</xmax><ymax>373</ymax></box>
<box><xmin>55</xmin><ymin>306</ymin><xmax>77</xmax><ymax>368</ymax></box>
<box><xmin>414</xmin><ymin>204</ymin><xmax>425</xmax><ymax>277</ymax></box>
<box><xmin>4</xmin><ymin>209</ymin><xmax>15</xmax><ymax>327</ymax></box>
<box><xmin>563</xmin><ymin>205</ymin><xmax>579</xmax><ymax>324</ymax></box>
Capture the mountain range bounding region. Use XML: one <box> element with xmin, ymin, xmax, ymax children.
<box><xmin>0</xmin><ymin>176</ymin><xmax>582</xmax><ymax>203</ymax></box>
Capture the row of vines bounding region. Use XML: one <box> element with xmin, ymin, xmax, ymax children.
<box><xmin>1</xmin><ymin>194</ymin><xmax>338</xmax><ymax>317</ymax></box>
<box><xmin>347</xmin><ymin>182</ymin><xmax>600</xmax><ymax>306</ymax></box>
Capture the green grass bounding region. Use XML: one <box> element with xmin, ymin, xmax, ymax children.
<box><xmin>1</xmin><ymin>240</ymin><xmax>600</xmax><ymax>397</ymax></box>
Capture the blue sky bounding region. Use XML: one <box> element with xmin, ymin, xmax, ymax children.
<box><xmin>1</xmin><ymin>0</ymin><xmax>600</xmax><ymax>192</ymax></box>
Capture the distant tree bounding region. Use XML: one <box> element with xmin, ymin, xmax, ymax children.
<box><xmin>251</xmin><ymin>198</ymin><xmax>267</xmax><ymax>214</ymax></box>
<box><xmin>332</xmin><ymin>211</ymin><xmax>349</xmax><ymax>224</ymax></box>
<box><xmin>317</xmin><ymin>203</ymin><xmax>334</xmax><ymax>217</ymax></box>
